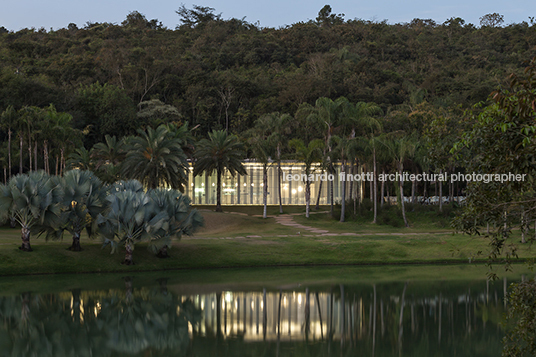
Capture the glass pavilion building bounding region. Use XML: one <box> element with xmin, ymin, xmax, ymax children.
<box><xmin>185</xmin><ymin>161</ymin><xmax>364</xmax><ymax>205</ymax></box>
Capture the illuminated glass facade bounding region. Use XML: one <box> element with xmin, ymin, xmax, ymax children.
<box><xmin>185</xmin><ymin>161</ymin><xmax>364</xmax><ymax>205</ymax></box>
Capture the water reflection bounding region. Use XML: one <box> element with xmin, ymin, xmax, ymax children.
<box><xmin>0</xmin><ymin>274</ymin><xmax>528</xmax><ymax>356</ymax></box>
<box><xmin>186</xmin><ymin>279</ymin><xmax>515</xmax><ymax>356</ymax></box>
<box><xmin>0</xmin><ymin>278</ymin><xmax>201</xmax><ymax>357</ymax></box>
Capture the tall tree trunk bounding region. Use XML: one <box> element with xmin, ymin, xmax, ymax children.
<box><xmin>340</xmin><ymin>162</ymin><xmax>346</xmax><ymax>222</ymax></box>
<box><xmin>423</xmin><ymin>179</ymin><xmax>427</xmax><ymax>204</ymax></box>
<box><xmin>353</xmin><ymin>164</ymin><xmax>358</xmax><ymax>216</ymax></box>
<box><xmin>305</xmin><ymin>180</ymin><xmax>311</xmax><ymax>218</ymax></box>
<box><xmin>278</xmin><ymin>158</ymin><xmax>283</xmax><ymax>214</ymax></box>
<box><xmin>263</xmin><ymin>165</ymin><xmax>268</xmax><ymax>219</ymax></box>
<box><xmin>61</xmin><ymin>147</ymin><xmax>65</xmax><ymax>175</ymax></box>
<box><xmin>68</xmin><ymin>231</ymin><xmax>82</xmax><ymax>251</ymax></box>
<box><xmin>521</xmin><ymin>211</ymin><xmax>527</xmax><ymax>244</ymax></box>
<box><xmin>19</xmin><ymin>134</ymin><xmax>23</xmax><ymax>174</ymax></box>
<box><xmin>20</xmin><ymin>227</ymin><xmax>32</xmax><ymax>251</ymax></box>
<box><xmin>380</xmin><ymin>170</ymin><xmax>385</xmax><ymax>208</ymax></box>
<box><xmin>123</xmin><ymin>242</ymin><xmax>134</xmax><ymax>265</ymax></box>
<box><xmin>27</xmin><ymin>132</ymin><xmax>32</xmax><ymax>172</ymax></box>
<box><xmin>329</xmin><ymin>165</ymin><xmax>334</xmax><ymax>217</ymax></box>
<box><xmin>348</xmin><ymin>162</ymin><xmax>354</xmax><ymax>209</ymax></box>
<box><xmin>7</xmin><ymin>129</ymin><xmax>11</xmax><ymax>179</ymax></box>
<box><xmin>33</xmin><ymin>142</ymin><xmax>37</xmax><ymax>171</ymax></box>
<box><xmin>315</xmin><ymin>175</ymin><xmax>323</xmax><ymax>210</ymax></box>
<box><xmin>399</xmin><ymin>163</ymin><xmax>409</xmax><ymax>227</ymax></box>
<box><xmin>43</xmin><ymin>142</ymin><xmax>49</xmax><ymax>174</ymax></box>
<box><xmin>411</xmin><ymin>174</ymin><xmax>416</xmax><ymax>204</ymax></box>
<box><xmin>216</xmin><ymin>168</ymin><xmax>222</xmax><ymax>212</ymax></box>
<box><xmin>369</xmin><ymin>168</ymin><xmax>373</xmax><ymax>203</ymax></box>
<box><xmin>372</xmin><ymin>147</ymin><xmax>377</xmax><ymax>223</ymax></box>
<box><xmin>386</xmin><ymin>180</ymin><xmax>390</xmax><ymax>206</ymax></box>
<box><xmin>439</xmin><ymin>169</ymin><xmax>443</xmax><ymax>213</ymax></box>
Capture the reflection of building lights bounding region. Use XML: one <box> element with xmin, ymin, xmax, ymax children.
<box><xmin>251</xmin><ymin>301</ymin><xmax>254</xmax><ymax>309</ymax></box>
<box><xmin>222</xmin><ymin>183</ymin><xmax>226</xmax><ymax>187</ymax></box>
<box><xmin>261</xmin><ymin>301</ymin><xmax>264</xmax><ymax>309</ymax></box>
<box><xmin>260</xmin><ymin>183</ymin><xmax>264</xmax><ymax>187</ymax></box>
<box><xmin>298</xmin><ymin>294</ymin><xmax>302</xmax><ymax>304</ymax></box>
<box><xmin>201</xmin><ymin>301</ymin><xmax>204</xmax><ymax>310</ymax></box>
<box><xmin>292</xmin><ymin>189</ymin><xmax>297</xmax><ymax>194</ymax></box>
<box><xmin>298</xmin><ymin>186</ymin><xmax>303</xmax><ymax>192</ymax></box>
<box><xmin>225</xmin><ymin>292</ymin><xmax>233</xmax><ymax>302</ymax></box>
<box><xmin>190</xmin><ymin>183</ymin><xmax>194</xmax><ymax>187</ymax></box>
<box><xmin>212</xmin><ymin>183</ymin><xmax>215</xmax><ymax>186</ymax></box>
<box><xmin>251</xmin><ymin>183</ymin><xmax>254</xmax><ymax>186</ymax></box>
<box><xmin>201</xmin><ymin>183</ymin><xmax>204</xmax><ymax>186</ymax></box>
<box><xmin>212</xmin><ymin>302</ymin><xmax>215</xmax><ymax>310</ymax></box>
<box><xmin>235</xmin><ymin>183</ymin><xmax>238</xmax><ymax>187</ymax></box>
<box><xmin>244</xmin><ymin>183</ymin><xmax>247</xmax><ymax>186</ymax></box>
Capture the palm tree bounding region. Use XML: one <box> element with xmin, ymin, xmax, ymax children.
<box><xmin>17</xmin><ymin>107</ymin><xmax>38</xmax><ymax>173</ymax></box>
<box><xmin>121</xmin><ymin>125</ymin><xmax>188</xmax><ymax>190</ymax></box>
<box><xmin>0</xmin><ymin>106</ymin><xmax>17</xmax><ymax>179</ymax></box>
<box><xmin>246</xmin><ymin>114</ymin><xmax>291</xmax><ymax>218</ymax></box>
<box><xmin>255</xmin><ymin>113</ymin><xmax>292</xmax><ymax>214</ymax></box>
<box><xmin>45</xmin><ymin>170</ymin><xmax>109</xmax><ymax>251</ymax></box>
<box><xmin>330</xmin><ymin>135</ymin><xmax>358</xmax><ymax>222</ymax></box>
<box><xmin>289</xmin><ymin>138</ymin><xmax>324</xmax><ymax>218</ymax></box>
<box><xmin>193</xmin><ymin>130</ymin><xmax>247</xmax><ymax>212</ymax></box>
<box><xmin>0</xmin><ymin>144</ymin><xmax>9</xmax><ymax>184</ymax></box>
<box><xmin>49</xmin><ymin>110</ymin><xmax>80</xmax><ymax>175</ymax></box>
<box><xmin>247</xmin><ymin>135</ymin><xmax>273</xmax><ymax>219</ymax></box>
<box><xmin>351</xmin><ymin>106</ymin><xmax>383</xmax><ymax>224</ymax></box>
<box><xmin>298</xmin><ymin>97</ymin><xmax>346</xmax><ymax>216</ymax></box>
<box><xmin>164</xmin><ymin>121</ymin><xmax>197</xmax><ymax>159</ymax></box>
<box><xmin>148</xmin><ymin>188</ymin><xmax>204</xmax><ymax>257</ymax></box>
<box><xmin>91</xmin><ymin>134</ymin><xmax>126</xmax><ymax>169</ymax></box>
<box><xmin>98</xmin><ymin>188</ymin><xmax>167</xmax><ymax>265</ymax></box>
<box><xmin>66</xmin><ymin>147</ymin><xmax>94</xmax><ymax>171</ymax></box>
<box><xmin>382</xmin><ymin>135</ymin><xmax>417</xmax><ymax>227</ymax></box>
<box><xmin>0</xmin><ymin>171</ymin><xmax>63</xmax><ymax>251</ymax></box>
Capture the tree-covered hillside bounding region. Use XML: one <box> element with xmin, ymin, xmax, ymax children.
<box><xmin>1</xmin><ymin>6</ymin><xmax>535</xmax><ymax>139</ymax></box>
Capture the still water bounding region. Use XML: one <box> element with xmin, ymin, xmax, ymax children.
<box><xmin>0</xmin><ymin>265</ymin><xmax>530</xmax><ymax>356</ymax></box>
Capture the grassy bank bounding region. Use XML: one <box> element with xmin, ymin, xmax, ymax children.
<box><xmin>0</xmin><ymin>206</ymin><xmax>533</xmax><ymax>276</ymax></box>
<box><xmin>0</xmin><ymin>264</ymin><xmax>531</xmax><ymax>296</ymax></box>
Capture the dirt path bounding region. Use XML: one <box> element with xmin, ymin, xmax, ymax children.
<box><xmin>274</xmin><ymin>214</ymin><xmax>330</xmax><ymax>234</ymax></box>
<box><xmin>192</xmin><ymin>210</ymin><xmax>452</xmax><ymax>239</ymax></box>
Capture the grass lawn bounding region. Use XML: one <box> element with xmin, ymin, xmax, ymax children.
<box><xmin>0</xmin><ymin>204</ymin><xmax>533</xmax><ymax>276</ymax></box>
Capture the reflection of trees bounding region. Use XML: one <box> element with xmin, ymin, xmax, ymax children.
<box><xmin>0</xmin><ymin>279</ymin><xmax>201</xmax><ymax>357</ymax></box>
<box><xmin>0</xmin><ymin>278</ymin><xmax>516</xmax><ymax>356</ymax></box>
<box><xmin>188</xmin><ymin>281</ymin><xmax>509</xmax><ymax>356</ymax></box>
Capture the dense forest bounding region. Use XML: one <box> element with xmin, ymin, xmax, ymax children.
<box><xmin>0</xmin><ymin>6</ymin><xmax>535</xmax><ymax>202</ymax></box>
<box><xmin>1</xmin><ymin>6</ymin><xmax>535</xmax><ymax>142</ymax></box>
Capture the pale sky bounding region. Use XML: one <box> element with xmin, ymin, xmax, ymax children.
<box><xmin>0</xmin><ymin>0</ymin><xmax>534</xmax><ymax>31</ymax></box>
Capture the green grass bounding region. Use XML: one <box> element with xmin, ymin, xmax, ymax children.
<box><xmin>0</xmin><ymin>206</ymin><xmax>534</xmax><ymax>276</ymax></box>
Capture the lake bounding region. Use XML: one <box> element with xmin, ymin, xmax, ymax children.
<box><xmin>0</xmin><ymin>265</ymin><xmax>530</xmax><ymax>356</ymax></box>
